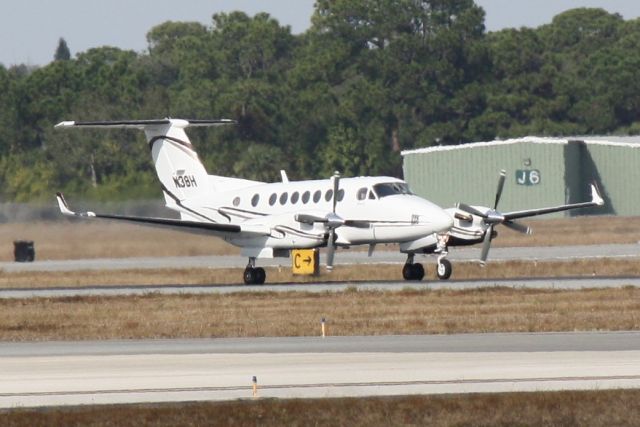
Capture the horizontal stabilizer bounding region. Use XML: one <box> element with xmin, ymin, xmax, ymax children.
<box><xmin>55</xmin><ymin>119</ymin><xmax>235</xmax><ymax>130</ymax></box>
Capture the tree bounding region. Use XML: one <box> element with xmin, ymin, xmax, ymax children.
<box><xmin>54</xmin><ymin>38</ymin><xmax>71</xmax><ymax>61</ymax></box>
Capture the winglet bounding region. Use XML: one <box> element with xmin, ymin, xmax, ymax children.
<box><xmin>590</xmin><ymin>183</ymin><xmax>604</xmax><ymax>206</ymax></box>
<box><xmin>55</xmin><ymin>192</ymin><xmax>96</xmax><ymax>217</ymax></box>
<box><xmin>56</xmin><ymin>192</ymin><xmax>75</xmax><ymax>216</ymax></box>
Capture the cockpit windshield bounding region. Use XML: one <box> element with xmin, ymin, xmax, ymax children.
<box><xmin>373</xmin><ymin>182</ymin><xmax>414</xmax><ymax>198</ymax></box>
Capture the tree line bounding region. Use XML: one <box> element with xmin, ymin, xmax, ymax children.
<box><xmin>1</xmin><ymin>0</ymin><xmax>639</xmax><ymax>202</ymax></box>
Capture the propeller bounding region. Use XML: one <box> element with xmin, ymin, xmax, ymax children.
<box><xmin>293</xmin><ymin>171</ymin><xmax>370</xmax><ymax>270</ymax></box>
<box><xmin>456</xmin><ymin>169</ymin><xmax>530</xmax><ymax>264</ymax></box>
<box><xmin>326</xmin><ymin>171</ymin><xmax>341</xmax><ymax>271</ymax></box>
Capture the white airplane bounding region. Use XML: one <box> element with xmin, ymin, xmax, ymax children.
<box><xmin>54</xmin><ymin>118</ymin><xmax>455</xmax><ymax>284</ymax></box>
<box><xmin>54</xmin><ymin>119</ymin><xmax>604</xmax><ymax>283</ymax></box>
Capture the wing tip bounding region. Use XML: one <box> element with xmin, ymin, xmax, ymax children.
<box><xmin>55</xmin><ymin>192</ymin><xmax>74</xmax><ymax>216</ymax></box>
<box><xmin>590</xmin><ymin>182</ymin><xmax>605</xmax><ymax>206</ymax></box>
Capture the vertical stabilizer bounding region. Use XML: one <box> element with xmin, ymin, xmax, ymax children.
<box><xmin>144</xmin><ymin>120</ymin><xmax>210</xmax><ymax>203</ymax></box>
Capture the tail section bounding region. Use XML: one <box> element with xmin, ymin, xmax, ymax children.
<box><xmin>144</xmin><ymin>119</ymin><xmax>213</xmax><ymax>203</ymax></box>
<box><xmin>55</xmin><ymin>118</ymin><xmax>233</xmax><ymax>208</ymax></box>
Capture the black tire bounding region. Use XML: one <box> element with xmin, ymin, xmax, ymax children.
<box><xmin>243</xmin><ymin>268</ymin><xmax>256</xmax><ymax>285</ymax></box>
<box><xmin>437</xmin><ymin>259</ymin><xmax>452</xmax><ymax>280</ymax></box>
<box><xmin>412</xmin><ymin>263</ymin><xmax>425</xmax><ymax>281</ymax></box>
<box><xmin>402</xmin><ymin>263</ymin><xmax>414</xmax><ymax>280</ymax></box>
<box><xmin>402</xmin><ymin>263</ymin><xmax>424</xmax><ymax>281</ymax></box>
<box><xmin>254</xmin><ymin>267</ymin><xmax>266</xmax><ymax>285</ymax></box>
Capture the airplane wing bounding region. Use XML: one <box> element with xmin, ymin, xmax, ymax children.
<box><xmin>502</xmin><ymin>183</ymin><xmax>604</xmax><ymax>220</ymax></box>
<box><xmin>55</xmin><ymin>193</ymin><xmax>269</xmax><ymax>237</ymax></box>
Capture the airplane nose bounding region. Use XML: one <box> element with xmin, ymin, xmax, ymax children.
<box><xmin>434</xmin><ymin>208</ymin><xmax>453</xmax><ymax>233</ymax></box>
<box><xmin>415</xmin><ymin>206</ymin><xmax>453</xmax><ymax>234</ymax></box>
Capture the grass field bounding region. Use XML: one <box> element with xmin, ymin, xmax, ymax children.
<box><xmin>0</xmin><ymin>287</ymin><xmax>638</xmax><ymax>340</ymax></box>
<box><xmin>2</xmin><ymin>215</ymin><xmax>640</xmax><ymax>262</ymax></box>
<box><xmin>4</xmin><ymin>389</ymin><xmax>640</xmax><ymax>426</ymax></box>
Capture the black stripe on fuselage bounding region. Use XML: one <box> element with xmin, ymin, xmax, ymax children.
<box><xmin>160</xmin><ymin>183</ymin><xmax>224</xmax><ymax>223</ymax></box>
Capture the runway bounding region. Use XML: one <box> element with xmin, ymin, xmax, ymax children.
<box><xmin>2</xmin><ymin>276</ymin><xmax>640</xmax><ymax>298</ymax></box>
<box><xmin>2</xmin><ymin>243</ymin><xmax>639</xmax><ymax>273</ymax></box>
<box><xmin>1</xmin><ymin>332</ymin><xmax>639</xmax><ymax>408</ymax></box>
<box><xmin>2</xmin><ymin>242</ymin><xmax>640</xmax><ymax>298</ymax></box>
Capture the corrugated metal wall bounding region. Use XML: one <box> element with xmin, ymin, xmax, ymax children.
<box><xmin>402</xmin><ymin>138</ymin><xmax>639</xmax><ymax>217</ymax></box>
<box><xmin>580</xmin><ymin>143</ymin><xmax>640</xmax><ymax>216</ymax></box>
<box><xmin>403</xmin><ymin>140</ymin><xmax>568</xmax><ymax>215</ymax></box>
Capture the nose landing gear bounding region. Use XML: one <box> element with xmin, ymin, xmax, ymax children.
<box><xmin>436</xmin><ymin>256</ymin><xmax>452</xmax><ymax>280</ymax></box>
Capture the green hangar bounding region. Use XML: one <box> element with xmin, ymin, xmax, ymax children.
<box><xmin>401</xmin><ymin>136</ymin><xmax>640</xmax><ymax>217</ymax></box>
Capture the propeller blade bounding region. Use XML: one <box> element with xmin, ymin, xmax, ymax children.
<box><xmin>326</xmin><ymin>229</ymin><xmax>336</xmax><ymax>271</ymax></box>
<box><xmin>503</xmin><ymin>220</ymin><xmax>531</xmax><ymax>234</ymax></box>
<box><xmin>456</xmin><ymin>202</ymin><xmax>488</xmax><ymax>218</ymax></box>
<box><xmin>493</xmin><ymin>170</ymin><xmax>506</xmax><ymax>209</ymax></box>
<box><xmin>479</xmin><ymin>225</ymin><xmax>493</xmax><ymax>264</ymax></box>
<box><xmin>331</xmin><ymin>171</ymin><xmax>340</xmax><ymax>214</ymax></box>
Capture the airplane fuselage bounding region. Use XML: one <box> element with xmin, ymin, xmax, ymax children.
<box><xmin>177</xmin><ymin>176</ymin><xmax>453</xmax><ymax>252</ymax></box>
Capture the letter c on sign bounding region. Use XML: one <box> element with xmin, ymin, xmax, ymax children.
<box><xmin>294</xmin><ymin>253</ymin><xmax>301</xmax><ymax>269</ymax></box>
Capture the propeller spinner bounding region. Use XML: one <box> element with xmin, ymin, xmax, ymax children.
<box><xmin>456</xmin><ymin>170</ymin><xmax>531</xmax><ymax>264</ymax></box>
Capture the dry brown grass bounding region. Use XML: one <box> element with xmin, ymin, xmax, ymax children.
<box><xmin>3</xmin><ymin>389</ymin><xmax>640</xmax><ymax>426</ymax></box>
<box><xmin>491</xmin><ymin>215</ymin><xmax>640</xmax><ymax>247</ymax></box>
<box><xmin>0</xmin><ymin>221</ymin><xmax>238</xmax><ymax>261</ymax></box>
<box><xmin>2</xmin><ymin>216</ymin><xmax>640</xmax><ymax>262</ymax></box>
<box><xmin>1</xmin><ymin>258</ymin><xmax>639</xmax><ymax>288</ymax></box>
<box><xmin>0</xmin><ymin>287</ymin><xmax>638</xmax><ymax>341</ymax></box>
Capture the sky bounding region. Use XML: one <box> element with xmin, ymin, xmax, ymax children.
<box><xmin>1</xmin><ymin>0</ymin><xmax>640</xmax><ymax>67</ymax></box>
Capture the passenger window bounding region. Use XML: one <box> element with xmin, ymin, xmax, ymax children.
<box><xmin>269</xmin><ymin>193</ymin><xmax>277</xmax><ymax>206</ymax></box>
<box><xmin>368</xmin><ymin>190</ymin><xmax>376</xmax><ymax>200</ymax></box>
<box><xmin>337</xmin><ymin>189</ymin><xmax>345</xmax><ymax>201</ymax></box>
<box><xmin>251</xmin><ymin>194</ymin><xmax>259</xmax><ymax>207</ymax></box>
<box><xmin>291</xmin><ymin>191</ymin><xmax>299</xmax><ymax>204</ymax></box>
<box><xmin>313</xmin><ymin>190</ymin><xmax>321</xmax><ymax>203</ymax></box>
<box><xmin>302</xmin><ymin>191</ymin><xmax>310</xmax><ymax>204</ymax></box>
<box><xmin>280</xmin><ymin>192</ymin><xmax>288</xmax><ymax>205</ymax></box>
<box><xmin>356</xmin><ymin>187</ymin><xmax>367</xmax><ymax>201</ymax></box>
<box><xmin>325</xmin><ymin>189</ymin><xmax>333</xmax><ymax>201</ymax></box>
<box><xmin>233</xmin><ymin>197</ymin><xmax>240</xmax><ymax>207</ymax></box>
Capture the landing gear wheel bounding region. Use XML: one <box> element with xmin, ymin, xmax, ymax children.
<box><xmin>402</xmin><ymin>263</ymin><xmax>425</xmax><ymax>281</ymax></box>
<box><xmin>436</xmin><ymin>259</ymin><xmax>452</xmax><ymax>280</ymax></box>
<box><xmin>243</xmin><ymin>267</ymin><xmax>256</xmax><ymax>285</ymax></box>
<box><xmin>402</xmin><ymin>264</ymin><xmax>413</xmax><ymax>280</ymax></box>
<box><xmin>254</xmin><ymin>267</ymin><xmax>266</xmax><ymax>285</ymax></box>
<box><xmin>244</xmin><ymin>267</ymin><xmax>266</xmax><ymax>285</ymax></box>
<box><xmin>412</xmin><ymin>263</ymin><xmax>425</xmax><ymax>280</ymax></box>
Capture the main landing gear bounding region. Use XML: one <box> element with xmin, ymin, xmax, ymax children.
<box><xmin>244</xmin><ymin>257</ymin><xmax>266</xmax><ymax>285</ymax></box>
<box><xmin>402</xmin><ymin>254</ymin><xmax>425</xmax><ymax>281</ymax></box>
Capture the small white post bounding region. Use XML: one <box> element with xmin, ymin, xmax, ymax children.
<box><xmin>252</xmin><ymin>376</ymin><xmax>258</xmax><ymax>398</ymax></box>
